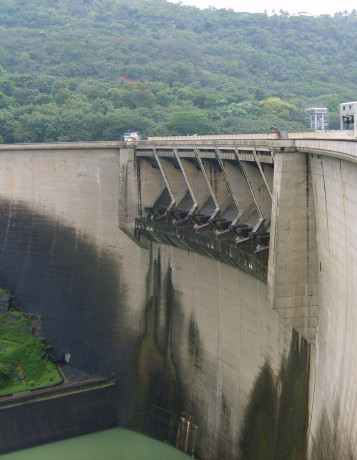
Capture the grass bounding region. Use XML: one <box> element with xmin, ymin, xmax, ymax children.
<box><xmin>0</xmin><ymin>311</ymin><xmax>62</xmax><ymax>394</ymax></box>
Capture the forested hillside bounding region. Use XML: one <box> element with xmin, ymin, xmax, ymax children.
<box><xmin>0</xmin><ymin>0</ymin><xmax>356</xmax><ymax>142</ymax></box>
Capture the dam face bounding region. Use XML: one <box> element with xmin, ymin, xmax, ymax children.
<box><xmin>308</xmin><ymin>153</ymin><xmax>357</xmax><ymax>458</ymax></box>
<box><xmin>0</xmin><ymin>138</ymin><xmax>355</xmax><ymax>458</ymax></box>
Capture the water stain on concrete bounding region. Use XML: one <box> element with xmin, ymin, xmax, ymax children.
<box><xmin>239</xmin><ymin>329</ymin><xmax>310</xmax><ymax>460</ymax></box>
<box><xmin>216</xmin><ymin>392</ymin><xmax>234</xmax><ymax>459</ymax></box>
<box><xmin>188</xmin><ymin>314</ymin><xmax>202</xmax><ymax>371</ymax></box>
<box><xmin>239</xmin><ymin>361</ymin><xmax>277</xmax><ymax>459</ymax></box>
<box><xmin>129</xmin><ymin>247</ymin><xmax>184</xmax><ymax>446</ymax></box>
<box><xmin>312</xmin><ymin>404</ymin><xmax>355</xmax><ymax>460</ymax></box>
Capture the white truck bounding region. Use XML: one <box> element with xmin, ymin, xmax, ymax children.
<box><xmin>123</xmin><ymin>132</ymin><xmax>142</xmax><ymax>141</ymax></box>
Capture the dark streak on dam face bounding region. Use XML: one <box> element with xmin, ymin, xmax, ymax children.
<box><xmin>239</xmin><ymin>330</ymin><xmax>310</xmax><ymax>460</ymax></box>
<box><xmin>128</xmin><ymin>248</ymin><xmax>184</xmax><ymax>446</ymax></box>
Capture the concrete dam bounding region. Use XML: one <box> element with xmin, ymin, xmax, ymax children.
<box><xmin>0</xmin><ymin>133</ymin><xmax>356</xmax><ymax>458</ymax></box>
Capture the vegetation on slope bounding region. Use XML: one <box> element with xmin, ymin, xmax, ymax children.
<box><xmin>0</xmin><ymin>0</ymin><xmax>356</xmax><ymax>140</ymax></box>
<box><xmin>0</xmin><ymin>306</ymin><xmax>61</xmax><ymax>394</ymax></box>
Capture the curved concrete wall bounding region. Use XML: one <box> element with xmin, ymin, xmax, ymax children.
<box><xmin>309</xmin><ymin>153</ymin><xmax>357</xmax><ymax>458</ymax></box>
<box><xmin>0</xmin><ymin>144</ymin><xmax>312</xmax><ymax>458</ymax></box>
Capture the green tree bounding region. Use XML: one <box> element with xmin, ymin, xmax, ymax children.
<box><xmin>14</xmin><ymin>111</ymin><xmax>56</xmax><ymax>143</ymax></box>
<box><xmin>260</xmin><ymin>97</ymin><xmax>297</xmax><ymax>119</ymax></box>
<box><xmin>0</xmin><ymin>109</ymin><xmax>16</xmax><ymax>143</ymax></box>
<box><xmin>166</xmin><ymin>110</ymin><xmax>212</xmax><ymax>135</ymax></box>
<box><xmin>54</xmin><ymin>88</ymin><xmax>71</xmax><ymax>105</ymax></box>
<box><xmin>0</xmin><ymin>91</ymin><xmax>12</xmax><ymax>109</ymax></box>
<box><xmin>121</xmin><ymin>85</ymin><xmax>155</xmax><ymax>109</ymax></box>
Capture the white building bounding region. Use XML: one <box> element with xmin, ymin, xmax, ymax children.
<box><xmin>340</xmin><ymin>101</ymin><xmax>357</xmax><ymax>132</ymax></box>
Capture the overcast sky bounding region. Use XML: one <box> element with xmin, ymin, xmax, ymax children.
<box><xmin>168</xmin><ymin>0</ymin><xmax>356</xmax><ymax>16</ymax></box>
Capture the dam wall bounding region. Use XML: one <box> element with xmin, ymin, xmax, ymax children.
<box><xmin>0</xmin><ymin>379</ymin><xmax>118</xmax><ymax>454</ymax></box>
<box><xmin>0</xmin><ymin>143</ymin><xmax>294</xmax><ymax>459</ymax></box>
<box><xmin>268</xmin><ymin>151</ymin><xmax>319</xmax><ymax>342</ymax></box>
<box><xmin>308</xmin><ymin>152</ymin><xmax>357</xmax><ymax>458</ymax></box>
<box><xmin>0</xmin><ymin>139</ymin><xmax>354</xmax><ymax>458</ymax></box>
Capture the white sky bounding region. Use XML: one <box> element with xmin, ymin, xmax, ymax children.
<box><xmin>168</xmin><ymin>0</ymin><xmax>356</xmax><ymax>16</ymax></box>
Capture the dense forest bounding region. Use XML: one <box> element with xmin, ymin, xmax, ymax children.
<box><xmin>0</xmin><ymin>0</ymin><xmax>357</xmax><ymax>142</ymax></box>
